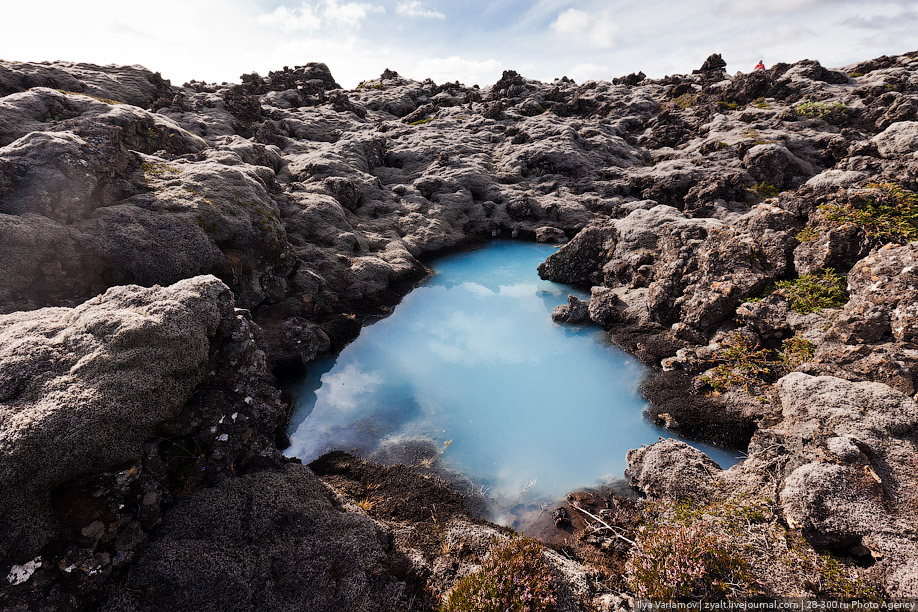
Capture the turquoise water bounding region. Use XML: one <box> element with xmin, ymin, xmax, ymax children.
<box><xmin>286</xmin><ymin>241</ymin><xmax>738</xmax><ymax>512</ymax></box>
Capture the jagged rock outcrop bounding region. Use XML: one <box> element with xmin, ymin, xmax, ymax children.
<box><xmin>552</xmin><ymin>294</ymin><xmax>590</xmax><ymax>323</ymax></box>
<box><xmin>0</xmin><ymin>61</ymin><xmax>172</xmax><ymax>108</ymax></box>
<box><xmin>0</xmin><ymin>276</ymin><xmax>289</xmax><ymax>609</ymax></box>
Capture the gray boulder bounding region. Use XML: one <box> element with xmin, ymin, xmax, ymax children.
<box><xmin>551</xmin><ymin>295</ymin><xmax>590</xmax><ymax>323</ymax></box>
<box><xmin>775</xmin><ymin>373</ymin><xmax>918</xmax><ymax>594</ymax></box>
<box><xmin>626</xmin><ymin>438</ymin><xmax>722</xmax><ymax>502</ymax></box>
<box><xmin>872</xmin><ymin>120</ymin><xmax>918</xmax><ymax>157</ymax></box>
<box><xmin>828</xmin><ymin>243</ymin><xmax>918</xmax><ymax>344</ymax></box>
<box><xmin>0</xmin><ymin>276</ymin><xmax>232</xmax><ymax>561</ymax></box>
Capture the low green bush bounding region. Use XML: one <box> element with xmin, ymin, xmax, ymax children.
<box><xmin>750</xmin><ymin>182</ymin><xmax>780</xmax><ymax>198</ymax></box>
<box><xmin>771</xmin><ymin>269</ymin><xmax>848</xmax><ymax>314</ymax></box>
<box><xmin>779</xmin><ymin>336</ymin><xmax>816</xmax><ymax>369</ymax></box>
<box><xmin>794</xmin><ymin>100</ymin><xmax>847</xmax><ymax>121</ymax></box>
<box><xmin>700</xmin><ymin>332</ymin><xmax>772</xmax><ymax>393</ymax></box>
<box><xmin>795</xmin><ymin>226</ymin><xmax>819</xmax><ymax>242</ymax></box>
<box><xmin>820</xmin><ymin>182</ymin><xmax>918</xmax><ymax>244</ymax></box>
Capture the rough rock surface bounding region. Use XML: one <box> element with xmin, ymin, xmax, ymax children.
<box><xmin>625</xmin><ymin>438</ymin><xmax>722</xmax><ymax>502</ymax></box>
<box><xmin>0</xmin><ymin>276</ymin><xmax>231</xmax><ymax>560</ymax></box>
<box><xmin>3</xmin><ymin>49</ymin><xmax>918</xmax><ymax>606</ymax></box>
<box><xmin>775</xmin><ymin>374</ymin><xmax>918</xmax><ymax>594</ymax></box>
<box><xmin>552</xmin><ymin>294</ymin><xmax>590</xmax><ymax>323</ymax></box>
<box><xmin>103</xmin><ymin>464</ymin><xmax>413</xmax><ymax>612</ymax></box>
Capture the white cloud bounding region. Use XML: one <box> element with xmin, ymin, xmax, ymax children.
<box><xmin>323</xmin><ymin>0</ymin><xmax>384</xmax><ymax>27</ymax></box>
<box><xmin>550</xmin><ymin>8</ymin><xmax>619</xmax><ymax>50</ymax></box>
<box><xmin>413</xmin><ymin>56</ymin><xmax>502</xmax><ymax>86</ymax></box>
<box><xmin>396</xmin><ymin>1</ymin><xmax>445</xmax><ymax>19</ymax></box>
<box><xmin>256</xmin><ymin>4</ymin><xmax>321</xmax><ymax>32</ymax></box>
<box><xmin>566</xmin><ymin>62</ymin><xmax>610</xmax><ymax>83</ymax></box>
<box><xmin>716</xmin><ymin>0</ymin><xmax>844</xmax><ymax>16</ymax></box>
<box><xmin>257</xmin><ymin>1</ymin><xmax>383</xmax><ymax>31</ymax></box>
<box><xmin>2</xmin><ymin>0</ymin><xmax>917</xmax><ymax>93</ymax></box>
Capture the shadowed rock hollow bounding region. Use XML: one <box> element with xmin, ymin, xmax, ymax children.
<box><xmin>2</xmin><ymin>51</ymin><xmax>918</xmax><ymax>608</ymax></box>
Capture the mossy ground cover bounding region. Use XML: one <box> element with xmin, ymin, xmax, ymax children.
<box><xmin>771</xmin><ymin>269</ymin><xmax>848</xmax><ymax>314</ymax></box>
<box><xmin>820</xmin><ymin>182</ymin><xmax>918</xmax><ymax>244</ymax></box>
<box><xmin>794</xmin><ymin>100</ymin><xmax>847</xmax><ymax>122</ymax></box>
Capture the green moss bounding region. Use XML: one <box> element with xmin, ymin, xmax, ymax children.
<box><xmin>847</xmin><ymin>72</ymin><xmax>864</xmax><ymax>78</ymax></box>
<box><xmin>184</xmin><ymin>186</ymin><xmax>215</xmax><ymax>207</ymax></box>
<box><xmin>795</xmin><ymin>226</ymin><xmax>819</xmax><ymax>242</ymax></box>
<box><xmin>782</xmin><ymin>533</ymin><xmax>884</xmax><ymax>602</ymax></box>
<box><xmin>141</xmin><ymin>161</ymin><xmax>181</xmax><ymax>176</ymax></box>
<box><xmin>718</xmin><ymin>101</ymin><xmax>738</xmax><ymax>110</ymax></box>
<box><xmin>771</xmin><ymin>269</ymin><xmax>848</xmax><ymax>314</ymax></box>
<box><xmin>409</xmin><ymin>117</ymin><xmax>435</xmax><ymax>126</ymax></box>
<box><xmin>794</xmin><ymin>100</ymin><xmax>847</xmax><ymax>121</ymax></box>
<box><xmin>820</xmin><ymin>182</ymin><xmax>918</xmax><ymax>243</ymax></box>
<box><xmin>194</xmin><ymin>214</ymin><xmax>217</xmax><ymax>234</ymax></box>
<box><xmin>442</xmin><ymin>537</ymin><xmax>557</xmax><ymax>612</ymax></box>
<box><xmin>816</xmin><ymin>553</ymin><xmax>884</xmax><ymax>601</ymax></box>
<box><xmin>673</xmin><ymin>93</ymin><xmax>697</xmax><ymax>109</ymax></box>
<box><xmin>743</xmin><ymin>129</ymin><xmax>777</xmax><ymax>147</ymax></box>
<box><xmin>750</xmin><ymin>182</ymin><xmax>781</xmax><ymax>198</ymax></box>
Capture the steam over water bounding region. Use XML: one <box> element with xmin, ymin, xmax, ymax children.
<box><xmin>286</xmin><ymin>241</ymin><xmax>738</xmax><ymax>515</ymax></box>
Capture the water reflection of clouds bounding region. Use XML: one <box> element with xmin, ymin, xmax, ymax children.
<box><xmin>458</xmin><ymin>281</ymin><xmax>493</xmax><ymax>297</ymax></box>
<box><xmin>316</xmin><ymin>363</ymin><xmax>383</xmax><ymax>412</ymax></box>
<box><xmin>426</xmin><ymin>307</ymin><xmax>546</xmax><ymax>366</ymax></box>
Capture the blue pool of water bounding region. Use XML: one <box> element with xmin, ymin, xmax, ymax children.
<box><xmin>286</xmin><ymin>241</ymin><xmax>739</xmax><ymax>512</ymax></box>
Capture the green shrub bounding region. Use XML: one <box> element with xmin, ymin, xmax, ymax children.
<box><xmin>794</xmin><ymin>100</ymin><xmax>847</xmax><ymax>121</ymax></box>
<box><xmin>779</xmin><ymin>336</ymin><xmax>816</xmax><ymax>369</ymax></box>
<box><xmin>141</xmin><ymin>161</ymin><xmax>180</xmax><ymax>176</ymax></box>
<box><xmin>795</xmin><ymin>226</ymin><xmax>819</xmax><ymax>242</ymax></box>
<box><xmin>700</xmin><ymin>332</ymin><xmax>772</xmax><ymax>392</ymax></box>
<box><xmin>442</xmin><ymin>537</ymin><xmax>557</xmax><ymax>612</ymax></box>
<box><xmin>625</xmin><ymin>522</ymin><xmax>759</xmax><ymax>602</ymax></box>
<box><xmin>750</xmin><ymin>182</ymin><xmax>780</xmax><ymax>198</ymax></box>
<box><xmin>772</xmin><ymin>269</ymin><xmax>848</xmax><ymax>314</ymax></box>
<box><xmin>674</xmin><ymin>93</ymin><xmax>698</xmax><ymax>109</ymax></box>
<box><xmin>820</xmin><ymin>182</ymin><xmax>918</xmax><ymax>243</ymax></box>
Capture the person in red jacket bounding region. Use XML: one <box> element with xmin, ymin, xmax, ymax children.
<box><xmin>754</xmin><ymin>60</ymin><xmax>766</xmax><ymax>70</ymax></box>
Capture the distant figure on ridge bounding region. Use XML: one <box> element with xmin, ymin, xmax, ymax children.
<box><xmin>754</xmin><ymin>59</ymin><xmax>766</xmax><ymax>71</ymax></box>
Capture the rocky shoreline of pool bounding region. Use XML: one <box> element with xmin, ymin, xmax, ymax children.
<box><xmin>2</xmin><ymin>51</ymin><xmax>918</xmax><ymax>609</ymax></box>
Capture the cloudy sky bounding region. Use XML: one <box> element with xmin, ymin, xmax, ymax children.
<box><xmin>2</xmin><ymin>1</ymin><xmax>917</xmax><ymax>89</ymax></box>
